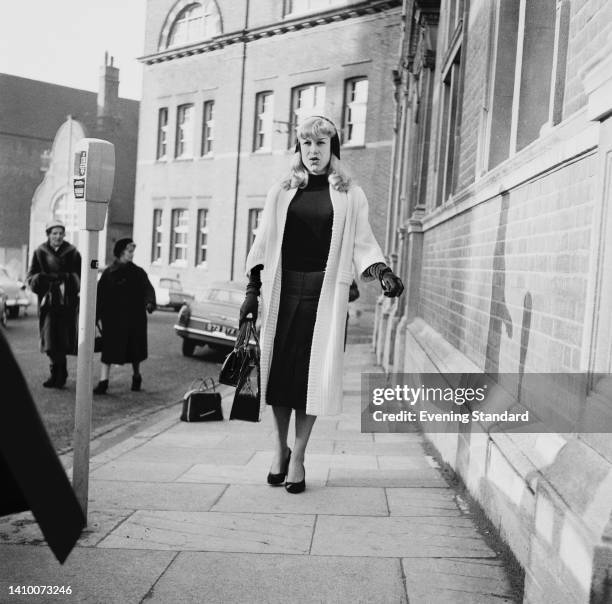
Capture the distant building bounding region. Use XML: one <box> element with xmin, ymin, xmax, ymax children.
<box><xmin>133</xmin><ymin>0</ymin><xmax>401</xmax><ymax>302</ymax></box>
<box><xmin>378</xmin><ymin>1</ymin><xmax>612</xmax><ymax>602</ymax></box>
<box><xmin>0</xmin><ymin>56</ymin><xmax>139</xmax><ymax>278</ymax></box>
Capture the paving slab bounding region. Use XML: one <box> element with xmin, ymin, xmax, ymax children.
<box><xmin>372</xmin><ymin>432</ymin><xmax>421</xmax><ymax>442</ymax></box>
<box><xmin>90</xmin><ymin>460</ymin><xmax>194</xmax><ymax>482</ymax></box>
<box><xmin>327</xmin><ymin>467</ymin><xmax>447</xmax><ymax>487</ymax></box>
<box><xmin>120</xmin><ymin>444</ymin><xmax>253</xmax><ymax>465</ymax></box>
<box><xmin>98</xmin><ymin>510</ymin><xmax>315</xmax><ymax>554</ymax></box>
<box><xmin>386</xmin><ymin>488</ymin><xmax>464</xmax><ymax>517</ymax></box>
<box><xmin>332</xmin><ymin>440</ymin><xmax>424</xmax><ymax>456</ymax></box>
<box><xmin>403</xmin><ymin>558</ymin><xmax>515</xmax><ymax>603</ymax></box>
<box><xmin>0</xmin><ymin>544</ymin><xmax>174</xmax><ymax>604</ymax></box>
<box><xmin>249</xmin><ymin>450</ymin><xmax>379</xmax><ymax>470</ymax></box>
<box><xmin>147</xmin><ymin>551</ymin><xmax>407</xmax><ymax>604</ymax></box>
<box><xmin>89</xmin><ymin>480</ymin><xmax>227</xmax><ymax>512</ymax></box>
<box><xmin>377</xmin><ymin>454</ymin><xmax>435</xmax><ymax>470</ymax></box>
<box><xmin>145</xmin><ymin>432</ymin><xmax>229</xmax><ymax>448</ymax></box>
<box><xmin>0</xmin><ymin>509</ymin><xmax>132</xmax><ymax>548</ymax></box>
<box><xmin>311</xmin><ymin>516</ymin><xmax>496</xmax><ymax>558</ymax></box>
<box><xmin>212</xmin><ymin>485</ymin><xmax>388</xmax><ymax>516</ymax></box>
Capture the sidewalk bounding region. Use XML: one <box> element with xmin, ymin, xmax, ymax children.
<box><xmin>0</xmin><ymin>342</ymin><xmax>517</xmax><ymax>604</ymax></box>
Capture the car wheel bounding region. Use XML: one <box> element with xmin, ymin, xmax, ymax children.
<box><xmin>7</xmin><ymin>306</ymin><xmax>19</xmax><ymax>319</ymax></box>
<box><xmin>182</xmin><ymin>338</ymin><xmax>196</xmax><ymax>357</ymax></box>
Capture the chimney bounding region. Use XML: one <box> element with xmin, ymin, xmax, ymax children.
<box><xmin>97</xmin><ymin>51</ymin><xmax>119</xmax><ymax>131</ymax></box>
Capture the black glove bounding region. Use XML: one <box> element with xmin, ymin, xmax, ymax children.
<box><xmin>146</xmin><ymin>302</ymin><xmax>155</xmax><ymax>314</ymax></box>
<box><xmin>240</xmin><ymin>265</ymin><xmax>262</xmax><ymax>324</ymax></box>
<box><xmin>380</xmin><ymin>269</ymin><xmax>404</xmax><ymax>298</ymax></box>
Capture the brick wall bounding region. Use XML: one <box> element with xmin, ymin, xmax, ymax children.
<box><xmin>419</xmin><ymin>153</ymin><xmax>596</xmax><ymax>374</ymax></box>
<box><xmin>564</xmin><ymin>0</ymin><xmax>612</xmax><ymax>118</ymax></box>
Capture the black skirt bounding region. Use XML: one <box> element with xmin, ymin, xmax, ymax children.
<box><xmin>266</xmin><ymin>269</ymin><xmax>324</xmax><ymax>409</ymax></box>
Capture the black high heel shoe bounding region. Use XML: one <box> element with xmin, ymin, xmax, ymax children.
<box><xmin>267</xmin><ymin>448</ymin><xmax>291</xmax><ymax>486</ymax></box>
<box><xmin>285</xmin><ymin>464</ymin><xmax>306</xmax><ymax>494</ymax></box>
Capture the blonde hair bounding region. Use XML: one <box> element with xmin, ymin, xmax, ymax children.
<box><xmin>281</xmin><ymin>116</ymin><xmax>352</xmax><ymax>192</ymax></box>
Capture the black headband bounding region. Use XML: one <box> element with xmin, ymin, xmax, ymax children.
<box><xmin>294</xmin><ymin>115</ymin><xmax>341</xmax><ymax>159</ymax></box>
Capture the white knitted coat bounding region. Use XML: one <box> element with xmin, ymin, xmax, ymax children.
<box><xmin>245</xmin><ymin>182</ymin><xmax>385</xmax><ymax>416</ymax></box>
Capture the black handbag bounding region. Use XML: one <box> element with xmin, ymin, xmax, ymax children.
<box><xmin>94</xmin><ymin>322</ymin><xmax>103</xmax><ymax>353</ymax></box>
<box><xmin>230</xmin><ymin>322</ymin><xmax>261</xmax><ymax>422</ymax></box>
<box><xmin>219</xmin><ymin>320</ymin><xmax>253</xmax><ymax>387</ymax></box>
<box><xmin>180</xmin><ymin>377</ymin><xmax>223</xmax><ymax>422</ymax></box>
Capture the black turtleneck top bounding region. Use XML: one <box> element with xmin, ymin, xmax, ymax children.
<box><xmin>281</xmin><ymin>173</ymin><xmax>333</xmax><ymax>272</ymax></box>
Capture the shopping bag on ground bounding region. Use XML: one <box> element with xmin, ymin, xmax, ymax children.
<box><xmin>181</xmin><ymin>377</ymin><xmax>223</xmax><ymax>422</ymax></box>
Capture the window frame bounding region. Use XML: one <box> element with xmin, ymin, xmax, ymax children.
<box><xmin>196</xmin><ymin>208</ymin><xmax>209</xmax><ymax>266</ymax></box>
<box><xmin>170</xmin><ymin>208</ymin><xmax>189</xmax><ymax>266</ymax></box>
<box><xmin>343</xmin><ymin>77</ymin><xmax>369</xmax><ymax>146</ymax></box>
<box><xmin>253</xmin><ymin>91</ymin><xmax>275</xmax><ymax>152</ymax></box>
<box><xmin>247</xmin><ymin>208</ymin><xmax>263</xmax><ymax>254</ymax></box>
<box><xmin>175</xmin><ymin>103</ymin><xmax>195</xmax><ymax>159</ymax></box>
<box><xmin>201</xmin><ymin>100</ymin><xmax>214</xmax><ymax>156</ymax></box>
<box><xmin>151</xmin><ymin>209</ymin><xmax>163</xmax><ymax>263</ymax></box>
<box><xmin>156</xmin><ymin>108</ymin><xmax>169</xmax><ymax>160</ymax></box>
<box><xmin>288</xmin><ymin>83</ymin><xmax>326</xmax><ymax>148</ymax></box>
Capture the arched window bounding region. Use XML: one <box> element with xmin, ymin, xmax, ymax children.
<box><xmin>166</xmin><ymin>1</ymin><xmax>221</xmax><ymax>48</ymax></box>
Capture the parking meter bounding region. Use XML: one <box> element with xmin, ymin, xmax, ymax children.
<box><xmin>72</xmin><ymin>138</ymin><xmax>115</xmax><ymax>518</ymax></box>
<box><xmin>73</xmin><ymin>138</ymin><xmax>115</xmax><ymax>230</ymax></box>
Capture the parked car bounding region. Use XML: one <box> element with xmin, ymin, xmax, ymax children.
<box><xmin>174</xmin><ymin>281</ymin><xmax>254</xmax><ymax>356</ymax></box>
<box><xmin>0</xmin><ymin>266</ymin><xmax>30</xmax><ymax>319</ymax></box>
<box><xmin>149</xmin><ymin>275</ymin><xmax>195</xmax><ymax>311</ymax></box>
<box><xmin>0</xmin><ymin>288</ymin><xmax>8</xmax><ymax>328</ymax></box>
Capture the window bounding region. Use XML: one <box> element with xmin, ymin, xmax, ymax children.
<box><xmin>170</xmin><ymin>209</ymin><xmax>189</xmax><ymax>265</ymax></box>
<box><xmin>156</xmin><ymin>108</ymin><xmax>169</xmax><ymax>159</ymax></box>
<box><xmin>201</xmin><ymin>101</ymin><xmax>214</xmax><ymax>156</ymax></box>
<box><xmin>151</xmin><ymin>210</ymin><xmax>163</xmax><ymax>262</ymax></box>
<box><xmin>285</xmin><ymin>0</ymin><xmax>347</xmax><ymax>16</ymax></box>
<box><xmin>196</xmin><ymin>209</ymin><xmax>208</xmax><ymax>265</ymax></box>
<box><xmin>343</xmin><ymin>78</ymin><xmax>368</xmax><ymax>145</ymax></box>
<box><xmin>247</xmin><ymin>208</ymin><xmax>263</xmax><ymax>252</ymax></box>
<box><xmin>435</xmin><ymin>1</ymin><xmax>464</xmax><ymax>206</ymax></box>
<box><xmin>486</xmin><ymin>0</ymin><xmax>565</xmax><ymax>169</ymax></box>
<box><xmin>289</xmin><ymin>83</ymin><xmax>326</xmax><ymax>147</ymax></box>
<box><xmin>166</xmin><ymin>1</ymin><xmax>221</xmax><ymax>48</ymax></box>
<box><xmin>254</xmin><ymin>92</ymin><xmax>274</xmax><ymax>151</ymax></box>
<box><xmin>175</xmin><ymin>103</ymin><xmax>194</xmax><ymax>158</ymax></box>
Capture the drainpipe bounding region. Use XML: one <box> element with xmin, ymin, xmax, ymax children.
<box><xmin>229</xmin><ymin>0</ymin><xmax>250</xmax><ymax>281</ymax></box>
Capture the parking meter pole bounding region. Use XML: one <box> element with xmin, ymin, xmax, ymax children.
<box><xmin>73</xmin><ymin>229</ymin><xmax>99</xmax><ymax>518</ymax></box>
<box><xmin>71</xmin><ymin>138</ymin><xmax>115</xmax><ymax>521</ymax></box>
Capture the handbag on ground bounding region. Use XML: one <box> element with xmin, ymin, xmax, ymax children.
<box><xmin>180</xmin><ymin>377</ymin><xmax>223</xmax><ymax>422</ymax></box>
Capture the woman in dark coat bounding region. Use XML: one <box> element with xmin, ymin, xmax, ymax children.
<box><xmin>27</xmin><ymin>220</ymin><xmax>81</xmax><ymax>388</ymax></box>
<box><xmin>93</xmin><ymin>238</ymin><xmax>156</xmax><ymax>394</ymax></box>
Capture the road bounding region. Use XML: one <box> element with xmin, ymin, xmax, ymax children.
<box><xmin>4</xmin><ymin>309</ymin><xmax>225</xmax><ymax>452</ymax></box>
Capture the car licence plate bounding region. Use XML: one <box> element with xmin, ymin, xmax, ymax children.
<box><xmin>203</xmin><ymin>322</ymin><xmax>223</xmax><ymax>333</ymax></box>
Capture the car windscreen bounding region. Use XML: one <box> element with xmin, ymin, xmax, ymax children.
<box><xmin>160</xmin><ymin>278</ymin><xmax>182</xmax><ymax>291</ymax></box>
<box><xmin>206</xmin><ymin>289</ymin><xmax>244</xmax><ymax>305</ymax></box>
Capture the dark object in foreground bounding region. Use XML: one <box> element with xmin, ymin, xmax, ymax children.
<box><xmin>228</xmin><ymin>320</ymin><xmax>261</xmax><ymax>422</ymax></box>
<box><xmin>180</xmin><ymin>377</ymin><xmax>223</xmax><ymax>422</ymax></box>
<box><xmin>0</xmin><ymin>329</ymin><xmax>85</xmax><ymax>563</ymax></box>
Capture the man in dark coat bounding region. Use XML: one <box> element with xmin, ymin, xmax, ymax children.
<box><xmin>26</xmin><ymin>220</ymin><xmax>81</xmax><ymax>388</ymax></box>
<box><xmin>93</xmin><ymin>238</ymin><xmax>156</xmax><ymax>394</ymax></box>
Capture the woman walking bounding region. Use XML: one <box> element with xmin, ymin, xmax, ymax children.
<box><xmin>241</xmin><ymin>115</ymin><xmax>403</xmax><ymax>493</ymax></box>
<box><xmin>27</xmin><ymin>220</ymin><xmax>81</xmax><ymax>388</ymax></box>
<box><xmin>93</xmin><ymin>238</ymin><xmax>156</xmax><ymax>394</ymax></box>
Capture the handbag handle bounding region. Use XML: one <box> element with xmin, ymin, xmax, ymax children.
<box><xmin>186</xmin><ymin>376</ymin><xmax>217</xmax><ymax>393</ymax></box>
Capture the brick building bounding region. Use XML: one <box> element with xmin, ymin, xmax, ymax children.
<box><xmin>377</xmin><ymin>0</ymin><xmax>612</xmax><ymax>601</ymax></box>
<box><xmin>0</xmin><ymin>58</ymin><xmax>139</xmax><ymax>277</ymax></box>
<box><xmin>132</xmin><ymin>0</ymin><xmax>401</xmax><ymax>301</ymax></box>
